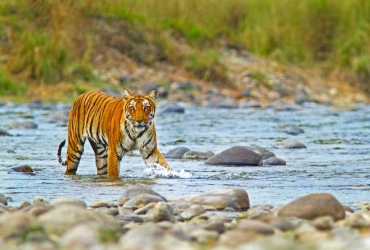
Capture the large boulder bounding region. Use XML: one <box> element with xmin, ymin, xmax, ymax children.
<box><xmin>205</xmin><ymin>146</ymin><xmax>263</xmax><ymax>166</ymax></box>
<box><xmin>278</xmin><ymin>193</ymin><xmax>345</xmax><ymax>221</ymax></box>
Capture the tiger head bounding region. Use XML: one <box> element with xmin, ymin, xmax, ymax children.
<box><xmin>122</xmin><ymin>89</ymin><xmax>158</xmax><ymax>131</ymax></box>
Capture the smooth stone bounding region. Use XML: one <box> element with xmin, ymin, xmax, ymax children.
<box><xmin>90</xmin><ymin>200</ymin><xmax>117</xmax><ymax>208</ymax></box>
<box><xmin>106</xmin><ymin>207</ymin><xmax>119</xmax><ymax>217</ymax></box>
<box><xmin>278</xmin><ymin>193</ymin><xmax>345</xmax><ymax>221</ymax></box>
<box><xmin>59</xmin><ymin>224</ymin><xmax>102</xmax><ymax>249</ymax></box>
<box><xmin>272</xmin><ymin>100</ymin><xmax>302</xmax><ymax>111</ymax></box>
<box><xmin>342</xmin><ymin>211</ymin><xmax>370</xmax><ymax>228</ymax></box>
<box><xmin>263</xmin><ymin>157</ymin><xmax>286</xmax><ymax>166</ymax></box>
<box><xmin>152</xmin><ymin>202</ymin><xmax>174</xmax><ymax>222</ymax></box>
<box><xmin>35</xmin><ymin>205</ymin><xmax>121</xmax><ymax>236</ymax></box>
<box><xmin>9</xmin><ymin>165</ymin><xmax>33</xmax><ymax>173</ymax></box>
<box><xmin>182</xmin><ymin>150</ymin><xmax>214</xmax><ymax>160</ymax></box>
<box><xmin>189</xmin><ymin>188</ymin><xmax>250</xmax><ymax>211</ymax></box>
<box><xmin>130</xmin><ymin>194</ymin><xmax>166</xmax><ymax>210</ymax></box>
<box><xmin>165</xmin><ymin>147</ymin><xmax>190</xmax><ymax>159</ymax></box>
<box><xmin>205</xmin><ymin>146</ymin><xmax>263</xmax><ymax>166</ymax></box>
<box><xmin>32</xmin><ymin>197</ymin><xmax>50</xmax><ymax>205</ymax></box>
<box><xmin>134</xmin><ymin>202</ymin><xmax>156</xmax><ymax>214</ymax></box>
<box><xmin>0</xmin><ymin>194</ymin><xmax>7</xmax><ymax>206</ymax></box>
<box><xmin>0</xmin><ymin>203</ymin><xmax>9</xmax><ymax>214</ymax></box>
<box><xmin>0</xmin><ymin>211</ymin><xmax>34</xmax><ymax>239</ymax></box>
<box><xmin>188</xmin><ymin>228</ymin><xmax>219</xmax><ymax>243</ymax></box>
<box><xmin>117</xmin><ymin>184</ymin><xmax>167</xmax><ymax>206</ymax></box>
<box><xmin>311</xmin><ymin>215</ymin><xmax>334</xmax><ymax>230</ymax></box>
<box><xmin>236</xmin><ymin>219</ymin><xmax>275</xmax><ymax>235</ymax></box>
<box><xmin>51</xmin><ymin>197</ymin><xmax>87</xmax><ymax>208</ymax></box>
<box><xmin>158</xmin><ymin>103</ymin><xmax>185</xmax><ymax>115</ymax></box>
<box><xmin>8</xmin><ymin>121</ymin><xmax>38</xmax><ymax>129</ymax></box>
<box><xmin>0</xmin><ymin>129</ymin><xmax>10</xmax><ymax>136</ymax></box>
<box><xmin>180</xmin><ymin>205</ymin><xmax>206</xmax><ymax>221</ymax></box>
<box><xmin>275</xmin><ymin>139</ymin><xmax>307</xmax><ymax>149</ymax></box>
<box><xmin>246</xmin><ymin>204</ymin><xmax>274</xmax><ymax>219</ymax></box>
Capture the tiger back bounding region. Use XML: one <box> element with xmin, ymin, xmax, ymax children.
<box><xmin>57</xmin><ymin>89</ymin><xmax>170</xmax><ymax>177</ymax></box>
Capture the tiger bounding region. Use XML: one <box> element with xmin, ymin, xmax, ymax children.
<box><xmin>57</xmin><ymin>89</ymin><xmax>171</xmax><ymax>177</ymax></box>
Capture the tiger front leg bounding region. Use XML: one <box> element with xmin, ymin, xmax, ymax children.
<box><xmin>141</xmin><ymin>147</ymin><xmax>171</xmax><ymax>171</ymax></box>
<box><xmin>107</xmin><ymin>147</ymin><xmax>121</xmax><ymax>177</ymax></box>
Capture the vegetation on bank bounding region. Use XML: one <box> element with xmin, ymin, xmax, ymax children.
<box><xmin>0</xmin><ymin>0</ymin><xmax>369</xmax><ymax>100</ymax></box>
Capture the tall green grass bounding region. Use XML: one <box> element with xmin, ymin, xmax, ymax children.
<box><xmin>0</xmin><ymin>0</ymin><xmax>369</xmax><ymax>92</ymax></box>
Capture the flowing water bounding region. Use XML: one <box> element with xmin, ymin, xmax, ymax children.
<box><xmin>1</xmin><ymin>101</ymin><xmax>370</xmax><ymax>208</ymax></box>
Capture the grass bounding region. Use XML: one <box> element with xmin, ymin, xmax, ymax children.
<box><xmin>0</xmin><ymin>0</ymin><xmax>369</xmax><ymax>98</ymax></box>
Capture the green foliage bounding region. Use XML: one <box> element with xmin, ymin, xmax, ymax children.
<box><xmin>185</xmin><ymin>49</ymin><xmax>229</xmax><ymax>86</ymax></box>
<box><xmin>0</xmin><ymin>69</ymin><xmax>26</xmax><ymax>96</ymax></box>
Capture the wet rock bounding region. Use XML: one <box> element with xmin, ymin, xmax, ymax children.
<box><xmin>182</xmin><ymin>150</ymin><xmax>214</xmax><ymax>160</ymax></box>
<box><xmin>9</xmin><ymin>165</ymin><xmax>33</xmax><ymax>173</ymax></box>
<box><xmin>35</xmin><ymin>205</ymin><xmax>121</xmax><ymax>236</ymax></box>
<box><xmin>272</xmin><ymin>100</ymin><xmax>302</xmax><ymax>111</ymax></box>
<box><xmin>236</xmin><ymin>219</ymin><xmax>275</xmax><ymax>235</ymax></box>
<box><xmin>8</xmin><ymin>121</ymin><xmax>38</xmax><ymax>129</ymax></box>
<box><xmin>128</xmin><ymin>194</ymin><xmax>166</xmax><ymax>210</ymax></box>
<box><xmin>0</xmin><ymin>194</ymin><xmax>7</xmax><ymax>206</ymax></box>
<box><xmin>117</xmin><ymin>184</ymin><xmax>167</xmax><ymax>206</ymax></box>
<box><xmin>245</xmin><ymin>204</ymin><xmax>274</xmax><ymax>219</ymax></box>
<box><xmin>180</xmin><ymin>205</ymin><xmax>206</xmax><ymax>221</ymax></box>
<box><xmin>275</xmin><ymin>139</ymin><xmax>307</xmax><ymax>149</ymax></box>
<box><xmin>51</xmin><ymin>197</ymin><xmax>87</xmax><ymax>208</ymax></box>
<box><xmin>205</xmin><ymin>146</ymin><xmax>263</xmax><ymax>166</ymax></box>
<box><xmin>278</xmin><ymin>193</ymin><xmax>345</xmax><ymax>221</ymax></box>
<box><xmin>153</xmin><ymin>202</ymin><xmax>174</xmax><ymax>222</ymax></box>
<box><xmin>158</xmin><ymin>103</ymin><xmax>185</xmax><ymax>115</ymax></box>
<box><xmin>277</xmin><ymin>125</ymin><xmax>305</xmax><ymax>135</ymax></box>
<box><xmin>6</xmin><ymin>150</ymin><xmax>16</xmax><ymax>154</ymax></box>
<box><xmin>165</xmin><ymin>147</ymin><xmax>190</xmax><ymax>159</ymax></box>
<box><xmin>0</xmin><ymin>128</ymin><xmax>10</xmax><ymax>136</ymax></box>
<box><xmin>90</xmin><ymin>200</ymin><xmax>117</xmax><ymax>208</ymax></box>
<box><xmin>0</xmin><ymin>211</ymin><xmax>34</xmax><ymax>239</ymax></box>
<box><xmin>189</xmin><ymin>188</ymin><xmax>250</xmax><ymax>211</ymax></box>
<box><xmin>263</xmin><ymin>157</ymin><xmax>286</xmax><ymax>166</ymax></box>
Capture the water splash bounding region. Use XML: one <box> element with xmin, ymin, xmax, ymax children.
<box><xmin>144</xmin><ymin>163</ymin><xmax>192</xmax><ymax>178</ymax></box>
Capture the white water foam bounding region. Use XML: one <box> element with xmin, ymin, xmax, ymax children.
<box><xmin>144</xmin><ymin>163</ymin><xmax>192</xmax><ymax>178</ymax></box>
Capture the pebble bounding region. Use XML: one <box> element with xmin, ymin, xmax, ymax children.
<box><xmin>263</xmin><ymin>156</ymin><xmax>286</xmax><ymax>166</ymax></box>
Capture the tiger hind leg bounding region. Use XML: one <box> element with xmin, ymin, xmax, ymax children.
<box><xmin>65</xmin><ymin>137</ymin><xmax>86</xmax><ymax>175</ymax></box>
<box><xmin>89</xmin><ymin>139</ymin><xmax>108</xmax><ymax>175</ymax></box>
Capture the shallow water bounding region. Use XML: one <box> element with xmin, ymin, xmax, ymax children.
<box><xmin>0</xmin><ymin>101</ymin><xmax>370</xmax><ymax>208</ymax></box>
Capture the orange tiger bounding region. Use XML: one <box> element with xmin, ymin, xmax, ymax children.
<box><xmin>57</xmin><ymin>89</ymin><xmax>170</xmax><ymax>177</ymax></box>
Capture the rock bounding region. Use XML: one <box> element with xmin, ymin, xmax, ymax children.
<box><xmin>263</xmin><ymin>157</ymin><xmax>286</xmax><ymax>166</ymax></box>
<box><xmin>180</xmin><ymin>205</ymin><xmax>206</xmax><ymax>220</ymax></box>
<box><xmin>275</xmin><ymin>139</ymin><xmax>307</xmax><ymax>149</ymax></box>
<box><xmin>0</xmin><ymin>211</ymin><xmax>34</xmax><ymax>239</ymax></box>
<box><xmin>90</xmin><ymin>200</ymin><xmax>117</xmax><ymax>208</ymax></box>
<box><xmin>117</xmin><ymin>184</ymin><xmax>167</xmax><ymax>206</ymax></box>
<box><xmin>134</xmin><ymin>202</ymin><xmax>156</xmax><ymax>215</ymax></box>
<box><xmin>236</xmin><ymin>219</ymin><xmax>275</xmax><ymax>235</ymax></box>
<box><xmin>51</xmin><ymin>197</ymin><xmax>87</xmax><ymax>208</ymax></box>
<box><xmin>165</xmin><ymin>147</ymin><xmax>190</xmax><ymax>159</ymax></box>
<box><xmin>239</xmin><ymin>101</ymin><xmax>263</xmax><ymax>109</ymax></box>
<box><xmin>245</xmin><ymin>204</ymin><xmax>274</xmax><ymax>219</ymax></box>
<box><xmin>152</xmin><ymin>202</ymin><xmax>174</xmax><ymax>222</ymax></box>
<box><xmin>205</xmin><ymin>146</ymin><xmax>263</xmax><ymax>166</ymax></box>
<box><xmin>311</xmin><ymin>216</ymin><xmax>334</xmax><ymax>230</ymax></box>
<box><xmin>9</xmin><ymin>165</ymin><xmax>34</xmax><ymax>173</ymax></box>
<box><xmin>47</xmin><ymin>110</ymin><xmax>70</xmax><ymax>124</ymax></box>
<box><xmin>0</xmin><ymin>203</ymin><xmax>9</xmax><ymax>214</ymax></box>
<box><xmin>0</xmin><ymin>194</ymin><xmax>7</xmax><ymax>206</ymax></box>
<box><xmin>188</xmin><ymin>228</ymin><xmax>219</xmax><ymax>243</ymax></box>
<box><xmin>128</xmin><ymin>194</ymin><xmax>166</xmax><ymax>210</ymax></box>
<box><xmin>189</xmin><ymin>188</ymin><xmax>250</xmax><ymax>211</ymax></box>
<box><xmin>342</xmin><ymin>211</ymin><xmax>370</xmax><ymax>228</ymax></box>
<box><xmin>0</xmin><ymin>128</ymin><xmax>10</xmax><ymax>136</ymax></box>
<box><xmin>59</xmin><ymin>224</ymin><xmax>102</xmax><ymax>250</ymax></box>
<box><xmin>278</xmin><ymin>193</ymin><xmax>345</xmax><ymax>221</ymax></box>
<box><xmin>211</xmin><ymin>98</ymin><xmax>240</xmax><ymax>109</ymax></box>
<box><xmin>182</xmin><ymin>150</ymin><xmax>214</xmax><ymax>160</ymax></box>
<box><xmin>119</xmin><ymin>222</ymin><xmax>163</xmax><ymax>249</ymax></box>
<box><xmin>271</xmin><ymin>100</ymin><xmax>302</xmax><ymax>111</ymax></box>
<box><xmin>277</xmin><ymin>125</ymin><xmax>305</xmax><ymax>135</ymax></box>
<box><xmin>35</xmin><ymin>205</ymin><xmax>121</xmax><ymax>236</ymax></box>
<box><xmin>8</xmin><ymin>121</ymin><xmax>38</xmax><ymax>129</ymax></box>
<box><xmin>158</xmin><ymin>103</ymin><xmax>185</xmax><ymax>115</ymax></box>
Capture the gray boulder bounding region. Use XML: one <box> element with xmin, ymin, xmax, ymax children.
<box><xmin>205</xmin><ymin>146</ymin><xmax>263</xmax><ymax>166</ymax></box>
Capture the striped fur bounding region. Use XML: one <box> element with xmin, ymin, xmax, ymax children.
<box><xmin>57</xmin><ymin>89</ymin><xmax>170</xmax><ymax>177</ymax></box>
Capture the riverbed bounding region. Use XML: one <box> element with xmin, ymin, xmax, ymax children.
<box><xmin>1</xmin><ymin>101</ymin><xmax>369</xmax><ymax>208</ymax></box>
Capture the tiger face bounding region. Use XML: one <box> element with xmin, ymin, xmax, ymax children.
<box><xmin>123</xmin><ymin>89</ymin><xmax>157</xmax><ymax>131</ymax></box>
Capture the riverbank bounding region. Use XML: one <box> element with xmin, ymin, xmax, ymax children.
<box><xmin>1</xmin><ymin>185</ymin><xmax>370</xmax><ymax>249</ymax></box>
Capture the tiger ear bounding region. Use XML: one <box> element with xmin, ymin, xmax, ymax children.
<box><xmin>122</xmin><ymin>89</ymin><xmax>132</xmax><ymax>100</ymax></box>
<box><xmin>147</xmin><ymin>89</ymin><xmax>158</xmax><ymax>101</ymax></box>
